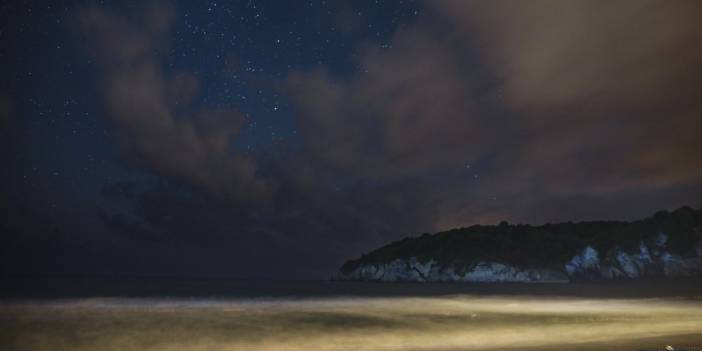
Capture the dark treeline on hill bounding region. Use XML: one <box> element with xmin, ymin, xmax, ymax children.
<box><xmin>340</xmin><ymin>206</ymin><xmax>702</xmax><ymax>276</ymax></box>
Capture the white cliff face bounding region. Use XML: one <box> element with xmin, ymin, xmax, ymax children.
<box><xmin>560</xmin><ymin>234</ymin><xmax>702</xmax><ymax>280</ymax></box>
<box><xmin>347</xmin><ymin>257</ymin><xmax>437</xmax><ymax>282</ymax></box>
<box><xmin>638</xmin><ymin>241</ymin><xmax>653</xmax><ymax>264</ymax></box>
<box><xmin>609</xmin><ymin>242</ymin><xmax>655</xmax><ymax>278</ymax></box>
<box><xmin>463</xmin><ymin>262</ymin><xmax>527</xmax><ymax>282</ymax></box>
<box><xmin>565</xmin><ymin>246</ymin><xmax>599</xmax><ymax>276</ymax></box>
<box><xmin>615</xmin><ymin>251</ymin><xmax>640</xmax><ymax>278</ymax></box>
<box><xmin>336</xmin><ymin>233</ymin><xmax>702</xmax><ymax>283</ymax></box>
<box><xmin>461</xmin><ymin>262</ymin><xmax>566</xmax><ymax>282</ymax></box>
<box><xmin>340</xmin><ymin>258</ymin><xmax>568</xmax><ymax>283</ymax></box>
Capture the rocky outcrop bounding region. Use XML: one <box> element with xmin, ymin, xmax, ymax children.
<box><xmin>564</xmin><ymin>234</ymin><xmax>702</xmax><ymax>280</ymax></box>
<box><xmin>335</xmin><ymin>257</ymin><xmax>569</xmax><ymax>283</ymax></box>
<box><xmin>335</xmin><ymin>233</ymin><xmax>702</xmax><ymax>282</ymax></box>
<box><xmin>336</xmin><ymin>203</ymin><xmax>702</xmax><ymax>283</ymax></box>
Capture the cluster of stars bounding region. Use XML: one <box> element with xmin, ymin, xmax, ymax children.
<box><xmin>2</xmin><ymin>0</ymin><xmax>423</xmax><ymax>216</ymax></box>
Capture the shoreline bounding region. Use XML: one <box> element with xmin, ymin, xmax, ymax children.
<box><xmin>1</xmin><ymin>276</ymin><xmax>701</xmax><ymax>300</ymax></box>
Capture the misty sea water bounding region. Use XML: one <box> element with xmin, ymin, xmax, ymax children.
<box><xmin>1</xmin><ymin>278</ymin><xmax>701</xmax><ymax>351</ymax></box>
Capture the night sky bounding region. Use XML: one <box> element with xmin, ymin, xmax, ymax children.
<box><xmin>1</xmin><ymin>0</ymin><xmax>701</xmax><ymax>279</ymax></box>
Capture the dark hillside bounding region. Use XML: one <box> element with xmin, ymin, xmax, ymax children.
<box><xmin>340</xmin><ymin>206</ymin><xmax>702</xmax><ymax>275</ymax></box>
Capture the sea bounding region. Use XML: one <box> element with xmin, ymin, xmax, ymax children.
<box><xmin>1</xmin><ymin>277</ymin><xmax>701</xmax><ymax>351</ymax></box>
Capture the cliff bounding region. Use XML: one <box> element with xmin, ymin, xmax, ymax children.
<box><xmin>334</xmin><ymin>206</ymin><xmax>702</xmax><ymax>282</ymax></box>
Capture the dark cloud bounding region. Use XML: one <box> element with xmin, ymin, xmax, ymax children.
<box><xmin>287</xmin><ymin>27</ymin><xmax>493</xmax><ymax>179</ymax></box>
<box><xmin>78</xmin><ymin>3</ymin><xmax>276</xmax><ymax>205</ymax></box>
<box><xmin>287</xmin><ymin>0</ymin><xmax>702</xmax><ymax>228</ymax></box>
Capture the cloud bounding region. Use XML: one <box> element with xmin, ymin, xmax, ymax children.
<box><xmin>438</xmin><ymin>1</ymin><xmax>702</xmax><ymax>108</ymax></box>
<box><xmin>70</xmin><ymin>2</ymin><xmax>442</xmax><ymax>278</ymax></box>
<box><xmin>62</xmin><ymin>1</ymin><xmax>702</xmax><ymax>278</ymax></box>
<box><xmin>287</xmin><ymin>26</ymin><xmax>494</xmax><ymax>180</ymax></box>
<box><xmin>78</xmin><ymin>2</ymin><xmax>275</xmax><ymax>205</ymax></box>
<box><xmin>287</xmin><ymin>0</ymin><xmax>702</xmax><ymax>229</ymax></box>
<box><xmin>435</xmin><ymin>0</ymin><xmax>702</xmax><ymax>190</ymax></box>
